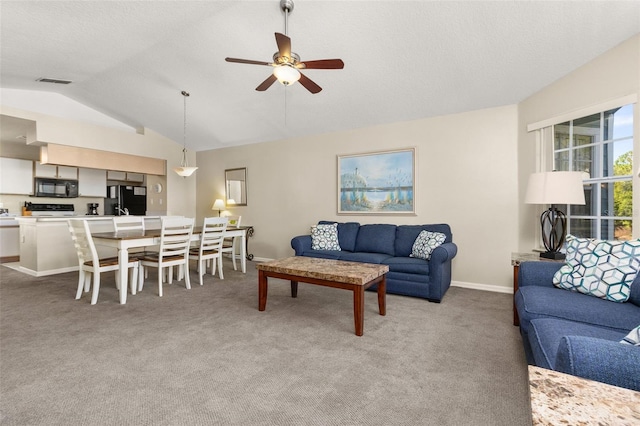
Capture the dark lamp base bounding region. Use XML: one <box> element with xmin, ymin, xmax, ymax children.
<box><xmin>540</xmin><ymin>251</ymin><xmax>566</xmax><ymax>260</ymax></box>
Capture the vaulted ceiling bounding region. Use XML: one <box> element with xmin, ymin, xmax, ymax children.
<box><xmin>1</xmin><ymin>1</ymin><xmax>639</xmax><ymax>152</ymax></box>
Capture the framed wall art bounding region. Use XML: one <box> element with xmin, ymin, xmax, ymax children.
<box><xmin>337</xmin><ymin>147</ymin><xmax>415</xmax><ymax>215</ymax></box>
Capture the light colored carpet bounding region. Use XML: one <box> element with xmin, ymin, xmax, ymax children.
<box><xmin>0</xmin><ymin>260</ymin><xmax>532</xmax><ymax>425</ymax></box>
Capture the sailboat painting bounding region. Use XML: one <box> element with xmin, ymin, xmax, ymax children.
<box><xmin>337</xmin><ymin>148</ymin><xmax>415</xmax><ymax>214</ymax></box>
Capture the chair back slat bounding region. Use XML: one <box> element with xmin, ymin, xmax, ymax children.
<box><xmin>159</xmin><ymin>217</ymin><xmax>194</xmax><ymax>259</ymax></box>
<box><xmin>113</xmin><ymin>216</ymin><xmax>145</xmax><ymax>232</ymax></box>
<box><xmin>200</xmin><ymin>217</ymin><xmax>228</xmax><ymax>253</ymax></box>
<box><xmin>68</xmin><ymin>219</ymin><xmax>99</xmax><ymax>266</ymax></box>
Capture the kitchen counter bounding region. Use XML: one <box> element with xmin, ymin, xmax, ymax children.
<box><xmin>15</xmin><ymin>216</ymin><xmax>164</xmax><ymax>276</ymax></box>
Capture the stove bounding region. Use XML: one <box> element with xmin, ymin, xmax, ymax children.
<box><xmin>29</xmin><ymin>203</ymin><xmax>75</xmax><ymax>217</ymax></box>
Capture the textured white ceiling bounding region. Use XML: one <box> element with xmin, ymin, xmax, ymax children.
<box><xmin>1</xmin><ymin>1</ymin><xmax>639</xmax><ymax>152</ymax></box>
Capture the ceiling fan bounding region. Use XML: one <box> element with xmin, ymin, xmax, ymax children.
<box><xmin>225</xmin><ymin>0</ymin><xmax>344</xmax><ymax>94</ymax></box>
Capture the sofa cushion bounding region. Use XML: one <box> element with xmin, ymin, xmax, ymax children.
<box><xmin>553</xmin><ymin>236</ymin><xmax>640</xmax><ymax>302</ymax></box>
<box><xmin>298</xmin><ymin>249</ymin><xmax>341</xmax><ymax>260</ymax></box>
<box><xmin>310</xmin><ymin>223</ymin><xmax>341</xmax><ymax>251</ymax></box>
<box><xmin>395</xmin><ymin>224</ymin><xmax>452</xmax><ymax>257</ymax></box>
<box><xmin>628</xmin><ymin>273</ymin><xmax>640</xmax><ymax>307</ymax></box>
<box><xmin>337</xmin><ymin>251</ymin><xmax>392</xmax><ymax>264</ymax></box>
<box><xmin>319</xmin><ymin>221</ymin><xmax>360</xmax><ymax>252</ymax></box>
<box><xmin>383</xmin><ymin>257</ymin><xmax>430</xmax><ymax>275</ymax></box>
<box><xmin>528</xmin><ymin>318</ymin><xmax>627</xmax><ymax>369</ymax></box>
<box><xmin>516</xmin><ymin>285</ymin><xmax>640</xmax><ymax>334</ymax></box>
<box><xmin>354</xmin><ymin>224</ymin><xmax>397</xmax><ymax>256</ymax></box>
<box><xmin>410</xmin><ymin>230</ymin><xmax>446</xmax><ymax>260</ymax></box>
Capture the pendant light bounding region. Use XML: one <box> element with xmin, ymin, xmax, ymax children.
<box><xmin>173</xmin><ymin>90</ymin><xmax>198</xmax><ymax>177</ymax></box>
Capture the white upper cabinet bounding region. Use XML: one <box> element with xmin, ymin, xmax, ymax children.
<box><xmin>78</xmin><ymin>168</ymin><xmax>106</xmax><ymax>197</ymax></box>
<box><xmin>125</xmin><ymin>172</ymin><xmax>144</xmax><ymax>182</ymax></box>
<box><xmin>107</xmin><ymin>170</ymin><xmax>126</xmax><ymax>181</ymax></box>
<box><xmin>34</xmin><ymin>162</ymin><xmax>78</xmax><ymax>179</ymax></box>
<box><xmin>0</xmin><ymin>158</ymin><xmax>33</xmax><ymax>195</ymax></box>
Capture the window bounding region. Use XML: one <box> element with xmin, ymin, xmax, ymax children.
<box><xmin>552</xmin><ymin>104</ymin><xmax>634</xmax><ymax>240</ymax></box>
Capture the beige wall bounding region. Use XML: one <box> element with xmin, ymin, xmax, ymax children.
<box><xmin>196</xmin><ymin>105</ymin><xmax>520</xmax><ymax>291</ymax></box>
<box><xmin>0</xmin><ymin>105</ymin><xmax>196</xmax><ymax>218</ymax></box>
<box><xmin>518</xmin><ymin>34</ymin><xmax>640</xmax><ymax>250</ymax></box>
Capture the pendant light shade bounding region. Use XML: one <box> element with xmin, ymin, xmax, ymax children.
<box><xmin>173</xmin><ymin>90</ymin><xmax>198</xmax><ymax>177</ymax></box>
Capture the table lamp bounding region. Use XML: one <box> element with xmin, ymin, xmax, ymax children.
<box><xmin>525</xmin><ymin>171</ymin><xmax>586</xmax><ymax>260</ymax></box>
<box><xmin>212</xmin><ymin>199</ymin><xmax>225</xmax><ymax>217</ymax></box>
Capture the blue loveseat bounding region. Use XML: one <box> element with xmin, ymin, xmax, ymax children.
<box><xmin>515</xmin><ymin>261</ymin><xmax>640</xmax><ymax>391</ymax></box>
<box><xmin>290</xmin><ymin>221</ymin><xmax>457</xmax><ymax>302</ymax></box>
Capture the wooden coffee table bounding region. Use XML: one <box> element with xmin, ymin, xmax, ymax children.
<box><xmin>257</xmin><ymin>257</ymin><xmax>389</xmax><ymax>336</ymax></box>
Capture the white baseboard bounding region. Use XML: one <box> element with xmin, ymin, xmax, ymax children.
<box><xmin>250</xmin><ymin>259</ymin><xmax>513</xmax><ymax>295</ymax></box>
<box><xmin>451</xmin><ymin>280</ymin><xmax>513</xmax><ymax>294</ymax></box>
<box><xmin>10</xmin><ymin>265</ymin><xmax>78</xmax><ymax>277</ymax></box>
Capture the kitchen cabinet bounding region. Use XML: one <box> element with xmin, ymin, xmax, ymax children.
<box><xmin>126</xmin><ymin>172</ymin><xmax>144</xmax><ymax>182</ymax></box>
<box><xmin>78</xmin><ymin>168</ymin><xmax>107</xmax><ymax>197</ymax></box>
<box><xmin>107</xmin><ymin>170</ymin><xmax>126</xmax><ymax>180</ymax></box>
<box><xmin>0</xmin><ymin>218</ymin><xmax>20</xmax><ymax>260</ymax></box>
<box><xmin>107</xmin><ymin>171</ymin><xmax>145</xmax><ymax>183</ymax></box>
<box><xmin>0</xmin><ymin>158</ymin><xmax>33</xmax><ymax>195</ymax></box>
<box><xmin>35</xmin><ymin>162</ymin><xmax>78</xmax><ymax>179</ymax></box>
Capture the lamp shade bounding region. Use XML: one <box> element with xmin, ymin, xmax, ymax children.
<box><xmin>525</xmin><ymin>171</ymin><xmax>586</xmax><ymax>205</ymax></box>
<box><xmin>212</xmin><ymin>199</ymin><xmax>225</xmax><ymax>210</ymax></box>
<box><xmin>273</xmin><ymin>65</ymin><xmax>301</xmax><ymax>85</ymax></box>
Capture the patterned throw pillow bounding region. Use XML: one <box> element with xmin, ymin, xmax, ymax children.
<box><xmin>410</xmin><ymin>230</ymin><xmax>446</xmax><ymax>260</ymax></box>
<box><xmin>620</xmin><ymin>326</ymin><xmax>640</xmax><ymax>346</ymax></box>
<box><xmin>553</xmin><ymin>235</ymin><xmax>640</xmax><ymax>302</ymax></box>
<box><xmin>310</xmin><ymin>223</ymin><xmax>341</xmax><ymax>251</ymax></box>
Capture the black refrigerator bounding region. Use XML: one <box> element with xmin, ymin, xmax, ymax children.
<box><xmin>105</xmin><ymin>185</ymin><xmax>147</xmax><ymax>216</ymax></box>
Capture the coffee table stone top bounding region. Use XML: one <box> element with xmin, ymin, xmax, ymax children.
<box><xmin>257</xmin><ymin>257</ymin><xmax>389</xmax><ymax>285</ymax></box>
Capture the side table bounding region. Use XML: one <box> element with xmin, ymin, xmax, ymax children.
<box><xmin>511</xmin><ymin>252</ymin><xmax>564</xmax><ymax>326</ymax></box>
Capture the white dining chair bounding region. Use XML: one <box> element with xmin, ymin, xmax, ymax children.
<box><xmin>220</xmin><ymin>215</ymin><xmax>241</xmax><ymax>271</ymax></box>
<box><xmin>189</xmin><ymin>217</ymin><xmax>228</xmax><ymax>285</ymax></box>
<box><xmin>68</xmin><ymin>219</ymin><xmax>139</xmax><ymax>305</ymax></box>
<box><xmin>113</xmin><ymin>215</ymin><xmax>150</xmax><ymax>264</ymax></box>
<box><xmin>112</xmin><ymin>216</ymin><xmax>145</xmax><ymax>232</ymax></box>
<box><xmin>138</xmin><ymin>217</ymin><xmax>194</xmax><ymax>297</ymax></box>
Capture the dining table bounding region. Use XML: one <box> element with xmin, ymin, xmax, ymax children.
<box><xmin>92</xmin><ymin>225</ymin><xmax>253</xmax><ymax>304</ymax></box>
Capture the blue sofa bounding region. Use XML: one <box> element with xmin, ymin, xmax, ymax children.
<box><xmin>290</xmin><ymin>221</ymin><xmax>457</xmax><ymax>302</ymax></box>
<box><xmin>515</xmin><ymin>261</ymin><xmax>640</xmax><ymax>391</ymax></box>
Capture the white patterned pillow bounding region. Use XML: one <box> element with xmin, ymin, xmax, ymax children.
<box><xmin>410</xmin><ymin>230</ymin><xmax>446</xmax><ymax>260</ymax></box>
<box><xmin>620</xmin><ymin>326</ymin><xmax>640</xmax><ymax>346</ymax></box>
<box><xmin>553</xmin><ymin>235</ymin><xmax>640</xmax><ymax>302</ymax></box>
<box><xmin>310</xmin><ymin>223</ymin><xmax>341</xmax><ymax>251</ymax></box>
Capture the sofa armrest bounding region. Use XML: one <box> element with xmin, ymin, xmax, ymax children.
<box><xmin>555</xmin><ymin>336</ymin><xmax>640</xmax><ymax>392</ymax></box>
<box><xmin>291</xmin><ymin>235</ymin><xmax>312</xmax><ymax>256</ymax></box>
<box><xmin>517</xmin><ymin>261</ymin><xmax>563</xmax><ymax>288</ymax></box>
<box><xmin>427</xmin><ymin>242</ymin><xmax>458</xmax><ymax>301</ymax></box>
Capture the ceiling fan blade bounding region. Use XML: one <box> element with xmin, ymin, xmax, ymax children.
<box><xmin>298</xmin><ymin>72</ymin><xmax>322</xmax><ymax>94</ymax></box>
<box><xmin>275</xmin><ymin>32</ymin><xmax>291</xmax><ymax>59</ymax></box>
<box><xmin>225</xmin><ymin>57</ymin><xmax>273</xmax><ymax>66</ymax></box>
<box><xmin>298</xmin><ymin>59</ymin><xmax>345</xmax><ymax>70</ymax></box>
<box><xmin>255</xmin><ymin>74</ymin><xmax>278</xmax><ymax>91</ymax></box>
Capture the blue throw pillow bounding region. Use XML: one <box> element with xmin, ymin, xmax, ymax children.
<box><xmin>410</xmin><ymin>230</ymin><xmax>446</xmax><ymax>260</ymax></box>
<box><xmin>553</xmin><ymin>235</ymin><xmax>640</xmax><ymax>302</ymax></box>
<box><xmin>310</xmin><ymin>223</ymin><xmax>341</xmax><ymax>251</ymax></box>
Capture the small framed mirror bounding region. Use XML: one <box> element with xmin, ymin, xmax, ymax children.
<box><xmin>225</xmin><ymin>167</ymin><xmax>247</xmax><ymax>206</ymax></box>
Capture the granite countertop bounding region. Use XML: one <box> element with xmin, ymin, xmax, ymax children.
<box><xmin>257</xmin><ymin>256</ymin><xmax>389</xmax><ymax>285</ymax></box>
<box><xmin>529</xmin><ymin>365</ymin><xmax>640</xmax><ymax>425</ymax></box>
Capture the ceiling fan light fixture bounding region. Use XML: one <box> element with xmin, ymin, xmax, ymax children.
<box><xmin>273</xmin><ymin>64</ymin><xmax>300</xmax><ymax>86</ymax></box>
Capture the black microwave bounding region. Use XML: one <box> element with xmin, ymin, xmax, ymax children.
<box><xmin>34</xmin><ymin>178</ymin><xmax>79</xmax><ymax>198</ymax></box>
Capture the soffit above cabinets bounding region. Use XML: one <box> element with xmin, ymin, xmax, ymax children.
<box><xmin>40</xmin><ymin>144</ymin><xmax>166</xmax><ymax>176</ymax></box>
